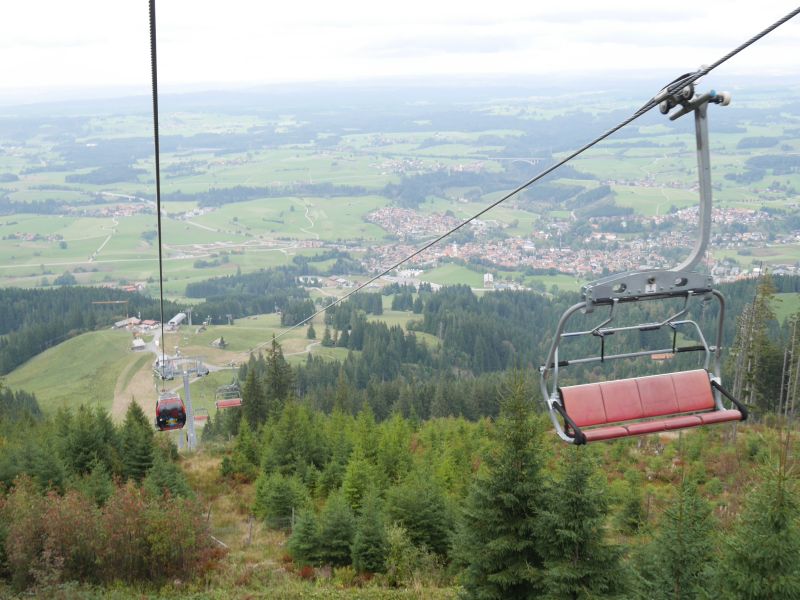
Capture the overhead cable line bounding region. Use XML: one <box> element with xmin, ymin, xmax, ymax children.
<box><xmin>267</xmin><ymin>6</ymin><xmax>800</xmax><ymax>346</ymax></box>
<box><xmin>149</xmin><ymin>0</ymin><xmax>167</xmax><ymax>379</ymax></box>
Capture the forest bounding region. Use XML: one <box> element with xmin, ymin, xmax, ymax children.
<box><xmin>0</xmin><ymin>271</ymin><xmax>799</xmax><ymax>597</ymax></box>
<box><xmin>0</xmin><ymin>287</ymin><xmax>175</xmax><ymax>376</ymax></box>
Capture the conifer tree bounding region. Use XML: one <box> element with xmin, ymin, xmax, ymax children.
<box><xmin>635</xmin><ymin>479</ymin><xmax>713</xmax><ymax>600</ymax></box>
<box><xmin>307</xmin><ymin>323</ymin><xmax>316</xmax><ymax>339</ymax></box>
<box><xmin>456</xmin><ymin>373</ymin><xmax>549</xmax><ymax>599</ymax></box>
<box><xmin>220</xmin><ymin>418</ymin><xmax>260</xmax><ymax>481</ymax></box>
<box><xmin>253</xmin><ymin>472</ymin><xmax>309</xmax><ymax>530</ymax></box>
<box><xmin>729</xmin><ymin>271</ymin><xmax>780</xmax><ymax>412</ymax></box>
<box><xmin>715</xmin><ymin>465</ymin><xmax>800</xmax><ymax>598</ymax></box>
<box><xmin>265</xmin><ymin>337</ymin><xmax>293</xmax><ymax>416</ymax></box>
<box><xmin>540</xmin><ymin>447</ymin><xmax>626</xmax><ymax>599</ymax></box>
<box><xmin>386</xmin><ymin>468</ymin><xmax>452</xmax><ymax>557</ymax></box>
<box><xmin>336</xmin><ymin>328</ymin><xmax>350</xmax><ymax>348</ymax></box>
<box><xmin>288</xmin><ymin>508</ymin><xmax>319</xmax><ymax>566</ymax></box>
<box><xmin>352</xmin><ymin>490</ymin><xmax>388</xmax><ymax>574</ymax></box>
<box><xmin>242</xmin><ymin>367</ymin><xmax>268</xmax><ymax>428</ymax></box>
<box><xmin>616</xmin><ymin>474</ymin><xmax>645</xmax><ymax>534</ymax></box>
<box><xmin>66</xmin><ymin>405</ymin><xmax>114</xmax><ymax>476</ymax></box>
<box><xmin>321</xmin><ymin>325</ymin><xmax>334</xmax><ymax>347</ymax></box>
<box><xmin>121</xmin><ymin>402</ymin><xmax>154</xmax><ymax>482</ymax></box>
<box><xmin>144</xmin><ymin>451</ymin><xmax>193</xmax><ymax>498</ymax></box>
<box><xmin>72</xmin><ymin>459</ymin><xmax>114</xmax><ymax>506</ymax></box>
<box><xmin>353</xmin><ymin>402</ymin><xmax>378</xmax><ymax>460</ymax></box>
<box><xmin>376</xmin><ymin>413</ymin><xmax>413</xmax><ymax>485</ymax></box>
<box><xmin>317</xmin><ymin>491</ymin><xmax>355</xmax><ymax>567</ymax></box>
<box><xmin>342</xmin><ymin>451</ymin><xmax>379</xmax><ymax>512</ymax></box>
<box><xmin>262</xmin><ymin>401</ymin><xmax>324</xmax><ymax>480</ymax></box>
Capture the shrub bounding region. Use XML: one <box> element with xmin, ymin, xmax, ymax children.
<box><xmin>96</xmin><ymin>482</ymin><xmax>149</xmax><ymax>582</ymax></box>
<box><xmin>40</xmin><ymin>490</ymin><xmax>101</xmax><ymax>583</ymax></box>
<box><xmin>3</xmin><ymin>476</ymin><xmax>45</xmax><ymax>590</ymax></box>
<box><xmin>384</xmin><ymin>523</ymin><xmax>442</xmax><ymax>587</ymax></box>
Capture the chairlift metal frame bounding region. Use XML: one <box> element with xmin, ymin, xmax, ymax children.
<box><xmin>540</xmin><ymin>84</ymin><xmax>747</xmax><ymax>444</ymax></box>
<box><xmin>215</xmin><ymin>376</ymin><xmax>243</xmax><ymax>409</ymax></box>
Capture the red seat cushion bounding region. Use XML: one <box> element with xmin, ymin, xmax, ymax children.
<box><xmin>625</xmin><ymin>420</ymin><xmax>667</xmax><ymax>435</ymax></box>
<box><xmin>699</xmin><ymin>409</ymin><xmax>742</xmax><ymax>424</ymax></box>
<box><xmin>583</xmin><ymin>426</ymin><xmax>629</xmax><ymax>442</ymax></box>
<box><xmin>636</xmin><ymin>373</ymin><xmax>679</xmax><ymax>417</ymax></box>
<box><xmin>671</xmin><ymin>370</ymin><xmax>715</xmax><ymax>412</ymax></box>
<box><xmin>601</xmin><ymin>379</ymin><xmax>643</xmax><ymax>422</ymax></box>
<box><xmin>659</xmin><ymin>415</ymin><xmax>704</xmax><ymax>430</ymax></box>
<box><xmin>216</xmin><ymin>398</ymin><xmax>242</xmax><ymax>408</ymax></box>
<box><xmin>561</xmin><ymin>384</ymin><xmax>607</xmax><ymax>427</ymax></box>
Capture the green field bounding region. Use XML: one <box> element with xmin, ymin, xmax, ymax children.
<box><xmin>1</xmin><ymin>88</ymin><xmax>798</xmax><ymax>302</ymax></box>
<box><xmin>613</xmin><ymin>185</ymin><xmax>697</xmax><ymax>216</ymax></box>
<box><xmin>3</xmin><ymin>311</ymin><xmax>380</xmax><ymax>417</ymax></box>
<box><xmin>423</xmin><ymin>264</ymin><xmax>484</xmax><ymax>287</ymax></box>
<box><xmin>774</xmin><ymin>292</ymin><xmax>800</xmax><ymax>324</ymax></box>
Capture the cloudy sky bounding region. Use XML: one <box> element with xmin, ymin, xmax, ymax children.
<box><xmin>1</xmin><ymin>0</ymin><xmax>799</xmax><ymax>100</ymax></box>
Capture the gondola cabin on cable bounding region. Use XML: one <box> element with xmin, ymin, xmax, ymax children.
<box><xmin>539</xmin><ymin>83</ymin><xmax>747</xmax><ymax>444</ymax></box>
<box><xmin>155</xmin><ymin>391</ymin><xmax>186</xmax><ymax>431</ymax></box>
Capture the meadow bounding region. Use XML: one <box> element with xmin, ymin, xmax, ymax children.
<box><xmin>0</xmin><ymin>85</ymin><xmax>798</xmax><ymax>299</ymax></box>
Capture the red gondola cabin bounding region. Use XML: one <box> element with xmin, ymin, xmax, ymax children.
<box><xmin>155</xmin><ymin>392</ymin><xmax>186</xmax><ymax>431</ymax></box>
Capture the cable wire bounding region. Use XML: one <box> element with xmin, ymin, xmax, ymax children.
<box><xmin>264</xmin><ymin>5</ymin><xmax>800</xmax><ymax>346</ymax></box>
<box><xmin>149</xmin><ymin>0</ymin><xmax>167</xmax><ymax>386</ymax></box>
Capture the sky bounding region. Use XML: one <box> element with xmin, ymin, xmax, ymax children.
<box><xmin>1</xmin><ymin>1</ymin><xmax>799</xmax><ymax>102</ymax></box>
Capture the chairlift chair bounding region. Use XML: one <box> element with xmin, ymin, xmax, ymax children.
<box><xmin>539</xmin><ymin>85</ymin><xmax>747</xmax><ymax>444</ymax></box>
<box><xmin>215</xmin><ymin>379</ymin><xmax>243</xmax><ymax>409</ymax></box>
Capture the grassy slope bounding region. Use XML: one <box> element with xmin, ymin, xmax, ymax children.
<box><xmin>4</xmin><ymin>329</ymin><xmax>135</xmax><ymax>413</ymax></box>
<box><xmin>3</xmin><ymin>309</ymin><xmax>386</xmax><ymax>417</ymax></box>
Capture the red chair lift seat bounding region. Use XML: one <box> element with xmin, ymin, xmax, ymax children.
<box><xmin>215</xmin><ymin>397</ymin><xmax>243</xmax><ymax>409</ymax></box>
<box><xmin>558</xmin><ymin>369</ymin><xmax>744</xmax><ymax>444</ymax></box>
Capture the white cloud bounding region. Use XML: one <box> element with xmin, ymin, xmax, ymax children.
<box><xmin>1</xmin><ymin>0</ymin><xmax>798</xmax><ymax>94</ymax></box>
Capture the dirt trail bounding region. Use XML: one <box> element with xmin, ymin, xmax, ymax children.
<box><xmin>112</xmin><ymin>355</ymin><xmax>157</xmax><ymax>422</ymax></box>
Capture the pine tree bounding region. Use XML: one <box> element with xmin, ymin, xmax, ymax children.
<box><xmin>288</xmin><ymin>508</ymin><xmax>319</xmax><ymax>566</ymax></box>
<box><xmin>72</xmin><ymin>459</ymin><xmax>114</xmax><ymax>506</ymax></box>
<box><xmin>341</xmin><ymin>451</ymin><xmax>378</xmax><ymax>512</ymax></box>
<box><xmin>321</xmin><ymin>325</ymin><xmax>334</xmax><ymax>347</ymax></box>
<box><xmin>386</xmin><ymin>468</ymin><xmax>452</xmax><ymax>557</ymax></box>
<box><xmin>220</xmin><ymin>418</ymin><xmax>260</xmax><ymax>481</ymax></box>
<box><xmin>541</xmin><ymin>447</ymin><xmax>626</xmax><ymax>599</ymax></box>
<box><xmin>729</xmin><ymin>271</ymin><xmax>780</xmax><ymax>413</ymax></box>
<box><xmin>376</xmin><ymin>413</ymin><xmax>413</xmax><ymax>485</ymax></box>
<box><xmin>144</xmin><ymin>451</ymin><xmax>193</xmax><ymax>498</ymax></box>
<box><xmin>253</xmin><ymin>472</ymin><xmax>309</xmax><ymax>530</ymax></box>
<box><xmin>242</xmin><ymin>367</ymin><xmax>268</xmax><ymax>428</ymax></box>
<box><xmin>307</xmin><ymin>323</ymin><xmax>316</xmax><ymax>339</ymax></box>
<box><xmin>66</xmin><ymin>405</ymin><xmax>112</xmax><ymax>476</ymax></box>
<box><xmin>635</xmin><ymin>479</ymin><xmax>713</xmax><ymax>600</ymax></box>
<box><xmin>317</xmin><ymin>491</ymin><xmax>355</xmax><ymax>567</ymax></box>
<box><xmin>352</xmin><ymin>491</ymin><xmax>388</xmax><ymax>574</ymax></box>
<box><xmin>715</xmin><ymin>465</ymin><xmax>800</xmax><ymax>598</ymax></box>
<box><xmin>616</xmin><ymin>475</ymin><xmax>645</xmax><ymax>534</ymax></box>
<box><xmin>456</xmin><ymin>373</ymin><xmax>549</xmax><ymax>599</ymax></box>
<box><xmin>121</xmin><ymin>402</ymin><xmax>154</xmax><ymax>482</ymax></box>
<box><xmin>265</xmin><ymin>337</ymin><xmax>293</xmax><ymax>416</ymax></box>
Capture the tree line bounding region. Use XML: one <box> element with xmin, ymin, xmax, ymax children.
<box><xmin>0</xmin><ymin>287</ymin><xmax>175</xmax><ymax>375</ymax></box>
